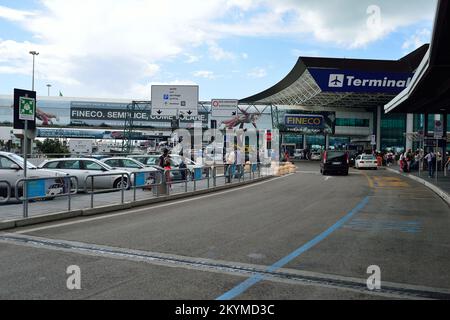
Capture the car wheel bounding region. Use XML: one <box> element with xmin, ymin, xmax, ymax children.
<box><xmin>114</xmin><ymin>178</ymin><xmax>130</xmax><ymax>190</ymax></box>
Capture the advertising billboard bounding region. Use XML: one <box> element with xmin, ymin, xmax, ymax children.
<box><xmin>279</xmin><ymin>111</ymin><xmax>336</xmax><ymax>134</ymax></box>
<box><xmin>70</xmin><ymin>101</ymin><xmax>207</xmax><ymax>129</ymax></box>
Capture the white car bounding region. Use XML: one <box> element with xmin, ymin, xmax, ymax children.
<box><xmin>39</xmin><ymin>158</ymin><xmax>131</xmax><ymax>192</ymax></box>
<box><xmin>355</xmin><ymin>155</ymin><xmax>378</xmax><ymax>170</ymax></box>
<box><xmin>0</xmin><ymin>152</ymin><xmax>68</xmax><ymax>199</ymax></box>
<box><xmin>310</xmin><ymin>152</ymin><xmax>322</xmax><ymax>161</ymax></box>
<box><xmin>294</xmin><ymin>149</ymin><xmax>304</xmax><ymax>160</ymax></box>
<box><xmin>101</xmin><ymin>157</ymin><xmax>160</xmax><ymax>186</ymax></box>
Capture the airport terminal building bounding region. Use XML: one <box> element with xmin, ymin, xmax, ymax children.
<box><xmin>1</xmin><ymin>45</ymin><xmax>449</xmax><ymax>154</ymax></box>
<box><xmin>241</xmin><ymin>44</ymin><xmax>449</xmax><ymax>152</ymax></box>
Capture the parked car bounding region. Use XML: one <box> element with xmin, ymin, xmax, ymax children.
<box><xmin>355</xmin><ymin>155</ymin><xmax>378</xmax><ymax>170</ymax></box>
<box><xmin>128</xmin><ymin>155</ymin><xmax>203</xmax><ymax>181</ymax></box>
<box><xmin>348</xmin><ymin>151</ymin><xmax>360</xmax><ymax>167</ymax></box>
<box><xmin>101</xmin><ymin>157</ymin><xmax>160</xmax><ymax>186</ymax></box>
<box><xmin>170</xmin><ymin>155</ymin><xmax>205</xmax><ymax>176</ymax></box>
<box><xmin>310</xmin><ymin>152</ymin><xmax>322</xmax><ymax>161</ymax></box>
<box><xmin>39</xmin><ymin>158</ymin><xmax>130</xmax><ymax>192</ymax></box>
<box><xmin>294</xmin><ymin>149</ymin><xmax>305</xmax><ymax>160</ymax></box>
<box><xmin>0</xmin><ymin>152</ymin><xmax>68</xmax><ymax>199</ymax></box>
<box><xmin>320</xmin><ymin>151</ymin><xmax>349</xmax><ymax>176</ymax></box>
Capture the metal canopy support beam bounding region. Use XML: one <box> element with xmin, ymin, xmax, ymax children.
<box><xmin>122</xmin><ymin>101</ymin><xmax>152</xmax><ymax>153</ymax></box>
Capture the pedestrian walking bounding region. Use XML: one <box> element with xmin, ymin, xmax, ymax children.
<box><xmin>236</xmin><ymin>148</ymin><xmax>244</xmax><ymax>179</ymax></box>
<box><xmin>424</xmin><ymin>151</ymin><xmax>436</xmax><ymax>178</ymax></box>
<box><xmin>225</xmin><ymin>149</ymin><xmax>236</xmax><ymax>183</ymax></box>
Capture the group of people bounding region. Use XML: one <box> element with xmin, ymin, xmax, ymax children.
<box><xmin>388</xmin><ymin>149</ymin><xmax>450</xmax><ymax>178</ymax></box>
<box><xmin>225</xmin><ymin>148</ymin><xmax>245</xmax><ymax>182</ymax></box>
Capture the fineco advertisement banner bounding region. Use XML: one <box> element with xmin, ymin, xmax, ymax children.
<box><xmin>308</xmin><ymin>69</ymin><xmax>414</xmax><ymax>94</ymax></box>
<box><xmin>279</xmin><ymin>111</ymin><xmax>336</xmax><ymax>134</ymax></box>
<box><xmin>70</xmin><ymin>101</ymin><xmax>207</xmax><ymax>128</ymax></box>
<box><xmin>0</xmin><ymin>97</ymin><xmax>208</xmax><ymax>130</ymax></box>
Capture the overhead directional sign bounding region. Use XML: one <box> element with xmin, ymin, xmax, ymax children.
<box><xmin>211</xmin><ymin>99</ymin><xmax>239</xmax><ymax>117</ymax></box>
<box><xmin>151</xmin><ymin>85</ymin><xmax>199</xmax><ymax>116</ymax></box>
<box><xmin>309</xmin><ymin>69</ymin><xmax>414</xmax><ymax>94</ymax></box>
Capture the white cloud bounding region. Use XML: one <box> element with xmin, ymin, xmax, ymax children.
<box><xmin>185</xmin><ymin>54</ymin><xmax>201</xmax><ymax>64</ymax></box>
<box><xmin>193</xmin><ymin>70</ymin><xmax>217</xmax><ymax>79</ymax></box>
<box><xmin>208</xmin><ymin>42</ymin><xmax>236</xmax><ymax>61</ymax></box>
<box><xmin>247</xmin><ymin>67</ymin><xmax>267</xmax><ymax>78</ymax></box>
<box><xmin>0</xmin><ymin>5</ymin><xmax>34</xmax><ymax>22</ymax></box>
<box><xmin>402</xmin><ymin>28</ymin><xmax>432</xmax><ymax>51</ymax></box>
<box><xmin>0</xmin><ymin>0</ymin><xmax>437</xmax><ymax>97</ymax></box>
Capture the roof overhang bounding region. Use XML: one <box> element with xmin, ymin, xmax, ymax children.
<box><xmin>385</xmin><ymin>0</ymin><xmax>449</xmax><ymax>114</ymax></box>
<box><xmin>241</xmin><ymin>45</ymin><xmax>428</xmax><ymax>111</ymax></box>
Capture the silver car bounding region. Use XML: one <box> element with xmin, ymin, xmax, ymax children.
<box><xmin>0</xmin><ymin>152</ymin><xmax>68</xmax><ymax>199</ymax></box>
<box><xmin>39</xmin><ymin>158</ymin><xmax>130</xmax><ymax>192</ymax></box>
<box><xmin>101</xmin><ymin>157</ymin><xmax>160</xmax><ymax>186</ymax></box>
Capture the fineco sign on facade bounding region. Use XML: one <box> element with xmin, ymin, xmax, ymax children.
<box><xmin>285</xmin><ymin>115</ymin><xmax>325</xmax><ymax>129</ymax></box>
<box><xmin>308</xmin><ymin>69</ymin><xmax>414</xmax><ymax>94</ymax></box>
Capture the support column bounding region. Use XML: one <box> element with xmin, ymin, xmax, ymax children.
<box><xmin>406</xmin><ymin>114</ymin><xmax>414</xmax><ymax>151</ymax></box>
<box><xmin>376</xmin><ymin>106</ymin><xmax>382</xmax><ymax>152</ymax></box>
<box><xmin>303</xmin><ymin>135</ymin><xmax>307</xmax><ymax>149</ymax></box>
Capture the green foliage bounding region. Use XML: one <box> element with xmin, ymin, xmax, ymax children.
<box><xmin>35</xmin><ymin>139</ymin><xmax>69</xmax><ymax>156</ymax></box>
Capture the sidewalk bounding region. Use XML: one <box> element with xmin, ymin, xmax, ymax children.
<box><xmin>386</xmin><ymin>164</ymin><xmax>450</xmax><ymax>206</ymax></box>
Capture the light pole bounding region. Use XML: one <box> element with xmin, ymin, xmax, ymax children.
<box><xmin>29</xmin><ymin>51</ymin><xmax>39</xmax><ymax>91</ymax></box>
<box><xmin>47</xmin><ymin>84</ymin><xmax>52</xmax><ymax>96</ymax></box>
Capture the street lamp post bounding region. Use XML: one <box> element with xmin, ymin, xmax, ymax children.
<box><xmin>29</xmin><ymin>51</ymin><xmax>39</xmax><ymax>91</ymax></box>
<box><xmin>47</xmin><ymin>84</ymin><xmax>52</xmax><ymax>96</ymax></box>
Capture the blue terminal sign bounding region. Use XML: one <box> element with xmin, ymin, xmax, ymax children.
<box><xmin>308</xmin><ymin>68</ymin><xmax>414</xmax><ymax>94</ymax></box>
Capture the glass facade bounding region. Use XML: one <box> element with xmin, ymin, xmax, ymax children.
<box><xmin>336</xmin><ymin>118</ymin><xmax>370</xmax><ymax>128</ymax></box>
<box><xmin>380</xmin><ymin>113</ymin><xmax>406</xmax><ymax>151</ymax></box>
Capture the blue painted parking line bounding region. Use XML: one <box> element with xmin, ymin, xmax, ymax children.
<box><xmin>216</xmin><ymin>196</ymin><xmax>370</xmax><ymax>301</ymax></box>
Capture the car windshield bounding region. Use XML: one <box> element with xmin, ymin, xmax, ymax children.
<box><xmin>8</xmin><ymin>153</ymin><xmax>36</xmax><ymax>169</ymax></box>
<box><xmin>327</xmin><ymin>152</ymin><xmax>346</xmax><ymax>161</ymax></box>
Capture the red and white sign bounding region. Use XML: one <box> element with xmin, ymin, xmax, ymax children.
<box><xmin>211</xmin><ymin>99</ymin><xmax>238</xmax><ymax>117</ymax></box>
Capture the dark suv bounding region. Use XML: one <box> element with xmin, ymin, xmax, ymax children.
<box><xmin>320</xmin><ymin>151</ymin><xmax>349</xmax><ymax>176</ymax></box>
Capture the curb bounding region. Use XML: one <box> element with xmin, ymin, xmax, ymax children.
<box><xmin>0</xmin><ymin>176</ymin><xmax>273</xmax><ymax>231</ymax></box>
<box><xmin>386</xmin><ymin>168</ymin><xmax>450</xmax><ymax>207</ymax></box>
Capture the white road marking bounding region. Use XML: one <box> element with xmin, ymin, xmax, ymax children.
<box><xmin>12</xmin><ymin>174</ymin><xmax>294</xmax><ymax>234</ymax></box>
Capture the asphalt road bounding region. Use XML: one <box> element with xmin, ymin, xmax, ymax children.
<box><xmin>1</xmin><ymin>162</ymin><xmax>449</xmax><ymax>300</ymax></box>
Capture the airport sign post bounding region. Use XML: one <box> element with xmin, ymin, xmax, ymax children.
<box><xmin>18</xmin><ymin>95</ymin><xmax>36</xmax><ymax>219</ymax></box>
<box><xmin>151</xmin><ymin>85</ymin><xmax>199</xmax><ymax>117</ymax></box>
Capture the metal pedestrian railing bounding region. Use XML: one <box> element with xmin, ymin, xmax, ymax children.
<box><xmin>85</xmin><ymin>172</ymin><xmax>131</xmax><ymax>209</ymax></box>
<box><xmin>1</xmin><ymin>162</ymin><xmax>266</xmax><ymax>219</ymax></box>
<box><xmin>14</xmin><ymin>176</ymin><xmax>78</xmax><ymax>218</ymax></box>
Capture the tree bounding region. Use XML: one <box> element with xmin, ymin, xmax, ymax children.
<box><xmin>36</xmin><ymin>139</ymin><xmax>69</xmax><ymax>156</ymax></box>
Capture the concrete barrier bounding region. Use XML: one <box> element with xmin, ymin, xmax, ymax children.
<box><xmin>0</xmin><ymin>176</ymin><xmax>273</xmax><ymax>231</ymax></box>
<box><xmin>14</xmin><ymin>210</ymin><xmax>83</xmax><ymax>228</ymax></box>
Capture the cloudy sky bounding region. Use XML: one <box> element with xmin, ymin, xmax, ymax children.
<box><xmin>0</xmin><ymin>0</ymin><xmax>437</xmax><ymax>101</ymax></box>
